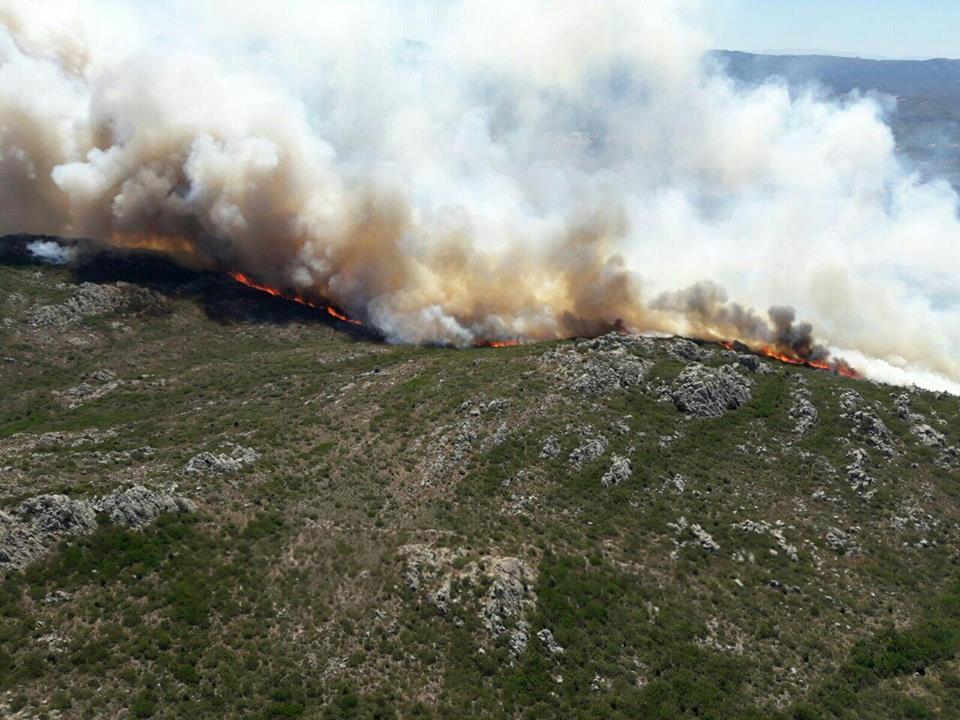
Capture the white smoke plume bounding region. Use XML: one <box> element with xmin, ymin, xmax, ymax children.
<box><xmin>1</xmin><ymin>0</ymin><xmax>959</xmax><ymax>392</ymax></box>
<box><xmin>26</xmin><ymin>239</ymin><xmax>76</xmax><ymax>265</ymax></box>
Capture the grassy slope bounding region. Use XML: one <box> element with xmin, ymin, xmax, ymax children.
<box><xmin>1</xmin><ymin>259</ymin><xmax>959</xmax><ymax>719</ymax></box>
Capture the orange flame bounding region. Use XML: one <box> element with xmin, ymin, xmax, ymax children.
<box><xmin>719</xmin><ymin>339</ymin><xmax>860</xmax><ymax>379</ymax></box>
<box><xmin>483</xmin><ymin>339</ymin><xmax>522</xmax><ymax>348</ymax></box>
<box><xmin>229</xmin><ymin>272</ymin><xmax>362</xmax><ymax>326</ymax></box>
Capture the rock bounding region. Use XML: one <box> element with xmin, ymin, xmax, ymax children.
<box><xmin>184</xmin><ymin>444</ymin><xmax>261</xmax><ymax>474</ymax></box>
<box><xmin>789</xmin><ymin>379</ymin><xmax>819</xmax><ymax>436</ymax></box>
<box><xmin>542</xmin><ymin>333</ymin><xmax>651</xmax><ymax>396</ymax></box>
<box><xmin>568</xmin><ymin>434</ymin><xmax>609</xmax><ymax>468</ymax></box>
<box><xmin>16</xmin><ymin>494</ymin><xmax>98</xmax><ymax>536</ymax></box>
<box><xmin>539</xmin><ymin>435</ymin><xmax>560</xmax><ymax>459</ymax></box>
<box><xmin>850</xmin><ymin>411</ymin><xmax>897</xmax><ymax>457</ymax></box>
<box><xmin>846</xmin><ymin>449</ymin><xmax>874</xmax><ymax>496</ymax></box>
<box><xmin>736</xmin><ymin>354</ymin><xmax>761</xmax><ymax>373</ymax></box>
<box><xmin>27</xmin><ymin>282</ymin><xmax>160</xmax><ymax>328</ymax></box>
<box><xmin>691</xmin><ymin>524</ymin><xmax>721</xmax><ymax>553</ymax></box>
<box><xmin>667</xmin><ymin>338</ymin><xmax>707</xmax><ymax>363</ymax></box>
<box><xmin>668</xmin><ymin>364</ymin><xmax>753</xmax><ymax>419</ymax></box>
<box><xmin>601</xmin><ymin>455</ymin><xmax>632</xmax><ymax>487</ymax></box>
<box><xmin>94</xmin><ymin>485</ymin><xmax>196</xmax><ymax>526</ymax></box>
<box><xmin>826</xmin><ymin>527</ymin><xmax>860</xmax><ymax>556</ymax></box>
<box><xmin>661</xmin><ymin>473</ymin><xmax>688</xmax><ymax>493</ymax></box>
<box><xmin>0</xmin><ymin>485</ymin><xmax>195</xmax><ymax>571</ymax></box>
<box><xmin>42</xmin><ymin>590</ymin><xmax>71</xmax><ymax>606</ymax></box>
<box><xmin>483</xmin><ymin>557</ymin><xmax>537</xmax><ymax>657</ymax></box>
<box><xmin>670</xmin><ymin>516</ymin><xmax>720</xmax><ymax>553</ymax></box>
<box><xmin>537</xmin><ymin>628</ymin><xmax>565</xmax><ymax>655</ymax></box>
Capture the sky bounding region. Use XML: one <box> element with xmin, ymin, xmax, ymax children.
<box><xmin>710</xmin><ymin>0</ymin><xmax>960</xmax><ymax>59</ymax></box>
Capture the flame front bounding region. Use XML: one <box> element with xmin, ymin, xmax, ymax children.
<box><xmin>229</xmin><ymin>272</ymin><xmax>362</xmax><ymax>326</ymax></box>
<box><xmin>719</xmin><ymin>340</ymin><xmax>860</xmax><ymax>379</ymax></box>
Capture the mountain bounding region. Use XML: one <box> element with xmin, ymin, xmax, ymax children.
<box><xmin>715</xmin><ymin>51</ymin><xmax>960</xmax><ymax>190</ymax></box>
<box><xmin>1</xmin><ymin>236</ymin><xmax>959</xmax><ymax>719</ymax></box>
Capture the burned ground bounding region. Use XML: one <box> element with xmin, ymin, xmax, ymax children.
<box><xmin>1</xmin><ymin>243</ymin><xmax>960</xmax><ymax>719</ymax></box>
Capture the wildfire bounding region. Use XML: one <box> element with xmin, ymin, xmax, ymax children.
<box><xmin>482</xmin><ymin>339</ymin><xmax>522</xmax><ymax>349</ymax></box>
<box><xmin>719</xmin><ymin>339</ymin><xmax>860</xmax><ymax>379</ymax></box>
<box><xmin>228</xmin><ymin>272</ymin><xmax>363</xmax><ymax>326</ymax></box>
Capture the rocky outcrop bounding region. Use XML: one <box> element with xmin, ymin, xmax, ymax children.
<box><xmin>94</xmin><ymin>486</ymin><xmax>196</xmax><ymax>526</ymax></box>
<box><xmin>542</xmin><ymin>333</ymin><xmax>651</xmax><ymax>396</ymax></box>
<box><xmin>850</xmin><ymin>411</ymin><xmax>897</xmax><ymax>457</ymax></box>
<box><xmin>667</xmin><ymin>364</ymin><xmax>753</xmax><ymax>419</ymax></box>
<box><xmin>825</xmin><ymin>527</ymin><xmax>860</xmax><ymax>556</ymax></box>
<box><xmin>0</xmin><ymin>486</ymin><xmax>195</xmax><ymax>571</ymax></box>
<box><xmin>483</xmin><ymin>557</ymin><xmax>537</xmax><ymax>657</ymax></box>
<box><xmin>27</xmin><ymin>282</ymin><xmax>160</xmax><ymax>328</ymax></box>
<box><xmin>540</xmin><ymin>435</ymin><xmax>560</xmax><ymax>459</ymax></box>
<box><xmin>601</xmin><ymin>455</ymin><xmax>632</xmax><ymax>487</ymax></box>
<box><xmin>893</xmin><ymin>392</ymin><xmax>947</xmax><ymax>448</ymax></box>
<box><xmin>184</xmin><ymin>444</ymin><xmax>261</xmax><ymax>475</ymax></box>
<box><xmin>568</xmin><ymin>434</ymin><xmax>609</xmax><ymax>469</ymax></box>
<box><xmin>401</xmin><ymin>544</ymin><xmax>538</xmax><ymax>658</ymax></box>
<box><xmin>847</xmin><ymin>449</ymin><xmax>874</xmax><ymax>497</ymax></box>
<box><xmin>789</xmin><ymin>378</ymin><xmax>819</xmax><ymax>436</ymax></box>
<box><xmin>667</xmin><ymin>338</ymin><xmax>708</xmax><ymax>363</ymax></box>
<box><xmin>537</xmin><ymin>628</ymin><xmax>565</xmax><ymax>655</ymax></box>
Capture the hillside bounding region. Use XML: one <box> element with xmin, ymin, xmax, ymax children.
<box><xmin>1</xmin><ymin>236</ymin><xmax>960</xmax><ymax>719</ymax></box>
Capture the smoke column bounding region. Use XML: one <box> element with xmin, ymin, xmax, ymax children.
<box><xmin>1</xmin><ymin>0</ymin><xmax>959</xmax><ymax>392</ymax></box>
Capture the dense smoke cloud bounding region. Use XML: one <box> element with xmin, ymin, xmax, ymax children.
<box><xmin>1</xmin><ymin>0</ymin><xmax>959</xmax><ymax>392</ymax></box>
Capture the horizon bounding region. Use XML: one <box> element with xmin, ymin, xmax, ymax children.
<box><xmin>711</xmin><ymin>0</ymin><xmax>960</xmax><ymax>61</ymax></box>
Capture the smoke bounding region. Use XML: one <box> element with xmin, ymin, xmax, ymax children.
<box><xmin>1</xmin><ymin>0</ymin><xmax>960</xmax><ymax>392</ymax></box>
<box><xmin>26</xmin><ymin>239</ymin><xmax>76</xmax><ymax>265</ymax></box>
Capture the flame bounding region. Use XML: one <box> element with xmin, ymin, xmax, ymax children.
<box><xmin>228</xmin><ymin>272</ymin><xmax>362</xmax><ymax>326</ymax></box>
<box><xmin>482</xmin><ymin>339</ymin><xmax>522</xmax><ymax>349</ymax></box>
<box><xmin>718</xmin><ymin>339</ymin><xmax>860</xmax><ymax>379</ymax></box>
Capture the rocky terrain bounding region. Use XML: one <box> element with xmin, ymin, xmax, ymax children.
<box><xmin>1</xmin><ymin>238</ymin><xmax>960</xmax><ymax>719</ymax></box>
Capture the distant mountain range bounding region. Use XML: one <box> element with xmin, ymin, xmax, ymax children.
<box><xmin>715</xmin><ymin>51</ymin><xmax>960</xmax><ymax>189</ymax></box>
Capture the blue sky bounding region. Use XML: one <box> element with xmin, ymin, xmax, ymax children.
<box><xmin>710</xmin><ymin>0</ymin><xmax>960</xmax><ymax>59</ymax></box>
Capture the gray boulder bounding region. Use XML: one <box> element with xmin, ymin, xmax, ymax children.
<box><xmin>601</xmin><ymin>455</ymin><xmax>632</xmax><ymax>487</ymax></box>
<box><xmin>184</xmin><ymin>444</ymin><xmax>261</xmax><ymax>475</ymax></box>
<box><xmin>669</xmin><ymin>364</ymin><xmax>753</xmax><ymax>418</ymax></box>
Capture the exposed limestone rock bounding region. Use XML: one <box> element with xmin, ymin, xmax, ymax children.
<box><xmin>850</xmin><ymin>411</ymin><xmax>897</xmax><ymax>457</ymax></box>
<box><xmin>27</xmin><ymin>282</ymin><xmax>160</xmax><ymax>328</ymax></box>
<box><xmin>892</xmin><ymin>392</ymin><xmax>947</xmax><ymax>448</ymax></box>
<box><xmin>94</xmin><ymin>485</ymin><xmax>196</xmax><ymax>526</ymax></box>
<box><xmin>401</xmin><ymin>545</ymin><xmax>537</xmax><ymax>658</ymax></box>
<box><xmin>568</xmin><ymin>434</ymin><xmax>609</xmax><ymax>469</ymax></box>
<box><xmin>16</xmin><ymin>494</ymin><xmax>98</xmax><ymax>536</ymax></box>
<box><xmin>667</xmin><ymin>338</ymin><xmax>708</xmax><ymax>363</ymax></box>
<box><xmin>825</xmin><ymin>527</ymin><xmax>860</xmax><ymax>556</ymax></box>
<box><xmin>668</xmin><ymin>364</ymin><xmax>753</xmax><ymax>419</ymax></box>
<box><xmin>483</xmin><ymin>557</ymin><xmax>537</xmax><ymax>657</ymax></box>
<box><xmin>541</xmin><ymin>333</ymin><xmax>651</xmax><ymax>396</ymax></box>
<box><xmin>789</xmin><ymin>378</ymin><xmax>819</xmax><ymax>436</ymax></box>
<box><xmin>661</xmin><ymin>473</ymin><xmax>688</xmax><ymax>494</ymax></box>
<box><xmin>601</xmin><ymin>455</ymin><xmax>632</xmax><ymax>487</ymax></box>
<box><xmin>537</xmin><ymin>628</ymin><xmax>565</xmax><ymax>655</ymax></box>
<box><xmin>0</xmin><ymin>485</ymin><xmax>194</xmax><ymax>571</ymax></box>
<box><xmin>539</xmin><ymin>435</ymin><xmax>560</xmax><ymax>459</ymax></box>
<box><xmin>847</xmin><ymin>449</ymin><xmax>874</xmax><ymax>497</ymax></box>
<box><xmin>669</xmin><ymin>516</ymin><xmax>720</xmax><ymax>554</ymax></box>
<box><xmin>184</xmin><ymin>444</ymin><xmax>261</xmax><ymax>475</ymax></box>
